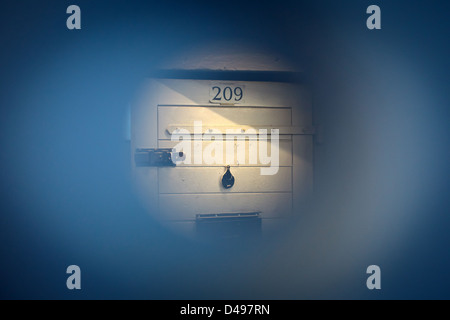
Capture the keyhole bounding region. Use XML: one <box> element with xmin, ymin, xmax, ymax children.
<box><xmin>222</xmin><ymin>165</ymin><xmax>235</xmax><ymax>189</ymax></box>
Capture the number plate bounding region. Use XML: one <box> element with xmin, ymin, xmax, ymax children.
<box><xmin>209</xmin><ymin>83</ymin><xmax>245</xmax><ymax>104</ymax></box>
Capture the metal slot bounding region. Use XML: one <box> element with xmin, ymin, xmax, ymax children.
<box><xmin>196</xmin><ymin>212</ymin><xmax>261</xmax><ymax>239</ymax></box>
<box><xmin>196</xmin><ymin>212</ymin><xmax>260</xmax><ymax>221</ymax></box>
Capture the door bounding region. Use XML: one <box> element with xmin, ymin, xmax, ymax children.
<box><xmin>131</xmin><ymin>78</ymin><xmax>313</xmax><ymax>236</ymax></box>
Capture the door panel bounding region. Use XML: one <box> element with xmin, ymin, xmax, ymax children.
<box><xmin>158</xmin><ymin>106</ymin><xmax>292</xmax><ymax>140</ymax></box>
<box><xmin>158</xmin><ymin>167</ymin><xmax>292</xmax><ymax>194</ymax></box>
<box><xmin>158</xmin><ymin>139</ymin><xmax>292</xmax><ymax>167</ymax></box>
<box><xmin>158</xmin><ymin>193</ymin><xmax>293</xmax><ymax>220</ymax></box>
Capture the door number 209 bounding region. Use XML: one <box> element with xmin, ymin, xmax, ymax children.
<box><xmin>210</xmin><ymin>85</ymin><xmax>244</xmax><ymax>103</ymax></box>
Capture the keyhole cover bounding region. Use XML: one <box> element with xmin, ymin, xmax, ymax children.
<box><xmin>222</xmin><ymin>165</ymin><xmax>235</xmax><ymax>189</ymax></box>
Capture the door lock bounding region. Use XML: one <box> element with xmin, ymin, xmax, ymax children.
<box><xmin>134</xmin><ymin>148</ymin><xmax>184</xmax><ymax>167</ymax></box>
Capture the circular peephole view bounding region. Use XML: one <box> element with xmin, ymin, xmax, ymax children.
<box><xmin>1</xmin><ymin>0</ymin><xmax>449</xmax><ymax>301</ymax></box>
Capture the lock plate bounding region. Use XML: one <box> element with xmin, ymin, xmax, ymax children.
<box><xmin>135</xmin><ymin>148</ymin><xmax>183</xmax><ymax>167</ymax></box>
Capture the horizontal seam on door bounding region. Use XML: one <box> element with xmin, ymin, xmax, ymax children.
<box><xmin>159</xmin><ymin>191</ymin><xmax>293</xmax><ymax>195</ymax></box>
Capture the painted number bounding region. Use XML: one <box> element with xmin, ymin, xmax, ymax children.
<box><xmin>211</xmin><ymin>86</ymin><xmax>244</xmax><ymax>103</ymax></box>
